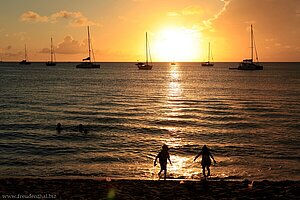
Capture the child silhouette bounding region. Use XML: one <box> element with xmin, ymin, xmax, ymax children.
<box><xmin>194</xmin><ymin>145</ymin><xmax>216</xmax><ymax>178</ymax></box>
<box><xmin>154</xmin><ymin>144</ymin><xmax>172</xmax><ymax>180</ymax></box>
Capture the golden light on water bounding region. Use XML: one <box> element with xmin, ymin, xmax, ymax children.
<box><xmin>169</xmin><ymin>155</ymin><xmax>192</xmax><ymax>177</ymax></box>
<box><xmin>163</xmin><ymin>65</ymin><xmax>183</xmax><ymax>123</ymax></box>
<box><xmin>168</xmin><ymin>66</ymin><xmax>181</xmax><ymax>98</ymax></box>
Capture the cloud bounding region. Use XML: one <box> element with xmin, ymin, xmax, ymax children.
<box><xmin>165</xmin><ymin>0</ymin><xmax>231</xmax><ymax>31</ymax></box>
<box><xmin>202</xmin><ymin>0</ymin><xmax>231</xmax><ymax>31</ymax></box>
<box><xmin>55</xmin><ymin>35</ymin><xmax>86</xmax><ymax>54</ymax></box>
<box><xmin>167</xmin><ymin>6</ymin><xmax>203</xmax><ymax>17</ymax></box>
<box><xmin>207</xmin><ymin>0</ymin><xmax>300</xmax><ymax>61</ymax></box>
<box><xmin>20</xmin><ymin>10</ymin><xmax>100</xmax><ymax>27</ymax></box>
<box><xmin>182</xmin><ymin>6</ymin><xmax>203</xmax><ymax>16</ymax></box>
<box><xmin>50</xmin><ymin>11</ymin><xmax>100</xmax><ymax>27</ymax></box>
<box><xmin>20</xmin><ymin>11</ymin><xmax>48</xmax><ymax>22</ymax></box>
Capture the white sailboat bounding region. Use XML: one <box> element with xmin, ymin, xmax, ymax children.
<box><xmin>136</xmin><ymin>32</ymin><xmax>152</xmax><ymax>70</ymax></box>
<box><xmin>76</xmin><ymin>26</ymin><xmax>100</xmax><ymax>69</ymax></box>
<box><xmin>46</xmin><ymin>37</ymin><xmax>56</xmax><ymax>66</ymax></box>
<box><xmin>202</xmin><ymin>42</ymin><xmax>214</xmax><ymax>66</ymax></box>
<box><xmin>19</xmin><ymin>44</ymin><xmax>31</xmax><ymax>65</ymax></box>
<box><xmin>233</xmin><ymin>24</ymin><xmax>263</xmax><ymax>70</ymax></box>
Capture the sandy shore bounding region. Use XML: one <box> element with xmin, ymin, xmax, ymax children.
<box><xmin>0</xmin><ymin>178</ymin><xmax>299</xmax><ymax>200</ymax></box>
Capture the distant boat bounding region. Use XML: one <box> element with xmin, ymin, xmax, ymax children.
<box><xmin>46</xmin><ymin>37</ymin><xmax>56</xmax><ymax>66</ymax></box>
<box><xmin>202</xmin><ymin>42</ymin><xmax>214</xmax><ymax>66</ymax></box>
<box><xmin>76</xmin><ymin>26</ymin><xmax>100</xmax><ymax>69</ymax></box>
<box><xmin>230</xmin><ymin>24</ymin><xmax>263</xmax><ymax>70</ymax></box>
<box><xmin>136</xmin><ymin>32</ymin><xmax>152</xmax><ymax>70</ymax></box>
<box><xmin>170</xmin><ymin>62</ymin><xmax>176</xmax><ymax>66</ymax></box>
<box><xmin>19</xmin><ymin>44</ymin><xmax>31</xmax><ymax>65</ymax></box>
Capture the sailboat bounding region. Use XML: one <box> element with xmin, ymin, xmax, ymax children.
<box><xmin>19</xmin><ymin>44</ymin><xmax>31</xmax><ymax>65</ymax></box>
<box><xmin>232</xmin><ymin>24</ymin><xmax>263</xmax><ymax>70</ymax></box>
<box><xmin>170</xmin><ymin>59</ymin><xmax>176</xmax><ymax>66</ymax></box>
<box><xmin>46</xmin><ymin>37</ymin><xmax>56</xmax><ymax>66</ymax></box>
<box><xmin>76</xmin><ymin>26</ymin><xmax>100</xmax><ymax>69</ymax></box>
<box><xmin>202</xmin><ymin>42</ymin><xmax>214</xmax><ymax>66</ymax></box>
<box><xmin>136</xmin><ymin>32</ymin><xmax>152</xmax><ymax>70</ymax></box>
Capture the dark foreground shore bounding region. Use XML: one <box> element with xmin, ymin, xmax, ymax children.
<box><xmin>0</xmin><ymin>178</ymin><xmax>299</xmax><ymax>200</ymax></box>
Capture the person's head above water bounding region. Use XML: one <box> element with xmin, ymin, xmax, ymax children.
<box><xmin>56</xmin><ymin>123</ymin><xmax>61</xmax><ymax>129</ymax></box>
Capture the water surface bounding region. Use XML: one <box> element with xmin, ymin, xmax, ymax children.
<box><xmin>0</xmin><ymin>62</ymin><xmax>299</xmax><ymax>181</ymax></box>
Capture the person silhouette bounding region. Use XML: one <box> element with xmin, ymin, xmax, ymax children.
<box><xmin>194</xmin><ymin>145</ymin><xmax>216</xmax><ymax>178</ymax></box>
<box><xmin>78</xmin><ymin>124</ymin><xmax>84</xmax><ymax>133</ymax></box>
<box><xmin>56</xmin><ymin>123</ymin><xmax>62</xmax><ymax>133</ymax></box>
<box><xmin>154</xmin><ymin>144</ymin><xmax>172</xmax><ymax>180</ymax></box>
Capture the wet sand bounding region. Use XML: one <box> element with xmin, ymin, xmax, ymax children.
<box><xmin>0</xmin><ymin>178</ymin><xmax>299</xmax><ymax>199</ymax></box>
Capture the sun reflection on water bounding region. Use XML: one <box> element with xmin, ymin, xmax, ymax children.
<box><xmin>168</xmin><ymin>66</ymin><xmax>181</xmax><ymax>98</ymax></box>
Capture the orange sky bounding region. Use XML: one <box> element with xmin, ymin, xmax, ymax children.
<box><xmin>0</xmin><ymin>0</ymin><xmax>299</xmax><ymax>62</ymax></box>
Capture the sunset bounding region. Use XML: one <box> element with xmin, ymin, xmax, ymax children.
<box><xmin>0</xmin><ymin>1</ymin><xmax>299</xmax><ymax>199</ymax></box>
<box><xmin>0</xmin><ymin>0</ymin><xmax>299</xmax><ymax>62</ymax></box>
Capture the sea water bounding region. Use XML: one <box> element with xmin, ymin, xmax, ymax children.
<box><xmin>0</xmin><ymin>62</ymin><xmax>299</xmax><ymax>181</ymax></box>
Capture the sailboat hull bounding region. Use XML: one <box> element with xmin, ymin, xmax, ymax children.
<box><xmin>46</xmin><ymin>62</ymin><xmax>56</xmax><ymax>66</ymax></box>
<box><xmin>19</xmin><ymin>60</ymin><xmax>31</xmax><ymax>65</ymax></box>
<box><xmin>238</xmin><ymin>62</ymin><xmax>263</xmax><ymax>70</ymax></box>
<box><xmin>201</xmin><ymin>62</ymin><xmax>214</xmax><ymax>66</ymax></box>
<box><xmin>76</xmin><ymin>62</ymin><xmax>100</xmax><ymax>68</ymax></box>
<box><xmin>136</xmin><ymin>63</ymin><xmax>152</xmax><ymax>70</ymax></box>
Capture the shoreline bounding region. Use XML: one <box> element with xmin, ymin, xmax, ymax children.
<box><xmin>1</xmin><ymin>177</ymin><xmax>299</xmax><ymax>199</ymax></box>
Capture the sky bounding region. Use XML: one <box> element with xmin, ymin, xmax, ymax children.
<box><xmin>0</xmin><ymin>0</ymin><xmax>299</xmax><ymax>62</ymax></box>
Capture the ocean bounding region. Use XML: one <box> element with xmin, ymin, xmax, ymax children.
<box><xmin>0</xmin><ymin>62</ymin><xmax>299</xmax><ymax>181</ymax></box>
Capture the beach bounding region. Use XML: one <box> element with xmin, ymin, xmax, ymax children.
<box><xmin>0</xmin><ymin>178</ymin><xmax>299</xmax><ymax>199</ymax></box>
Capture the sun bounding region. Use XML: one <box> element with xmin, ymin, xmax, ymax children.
<box><xmin>152</xmin><ymin>27</ymin><xmax>202</xmax><ymax>62</ymax></box>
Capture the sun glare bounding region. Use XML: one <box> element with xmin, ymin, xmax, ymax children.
<box><xmin>153</xmin><ymin>28</ymin><xmax>202</xmax><ymax>62</ymax></box>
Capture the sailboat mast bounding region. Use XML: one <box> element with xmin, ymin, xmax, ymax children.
<box><xmin>24</xmin><ymin>44</ymin><xmax>27</xmax><ymax>60</ymax></box>
<box><xmin>87</xmin><ymin>26</ymin><xmax>91</xmax><ymax>63</ymax></box>
<box><xmin>50</xmin><ymin>37</ymin><xmax>53</xmax><ymax>62</ymax></box>
<box><xmin>208</xmin><ymin>42</ymin><xmax>211</xmax><ymax>62</ymax></box>
<box><xmin>250</xmin><ymin>24</ymin><xmax>253</xmax><ymax>61</ymax></box>
<box><xmin>146</xmin><ymin>32</ymin><xmax>148</xmax><ymax>65</ymax></box>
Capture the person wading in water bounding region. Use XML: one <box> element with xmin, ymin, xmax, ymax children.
<box><xmin>194</xmin><ymin>145</ymin><xmax>216</xmax><ymax>178</ymax></box>
<box><xmin>154</xmin><ymin>144</ymin><xmax>172</xmax><ymax>180</ymax></box>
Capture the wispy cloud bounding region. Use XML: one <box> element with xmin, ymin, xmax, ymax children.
<box><xmin>182</xmin><ymin>6</ymin><xmax>203</xmax><ymax>16</ymax></box>
<box><xmin>20</xmin><ymin>11</ymin><xmax>48</xmax><ymax>22</ymax></box>
<box><xmin>202</xmin><ymin>0</ymin><xmax>231</xmax><ymax>31</ymax></box>
<box><xmin>20</xmin><ymin>10</ymin><xmax>100</xmax><ymax>27</ymax></box>
<box><xmin>167</xmin><ymin>6</ymin><xmax>203</xmax><ymax>17</ymax></box>
<box><xmin>50</xmin><ymin>11</ymin><xmax>100</xmax><ymax>27</ymax></box>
